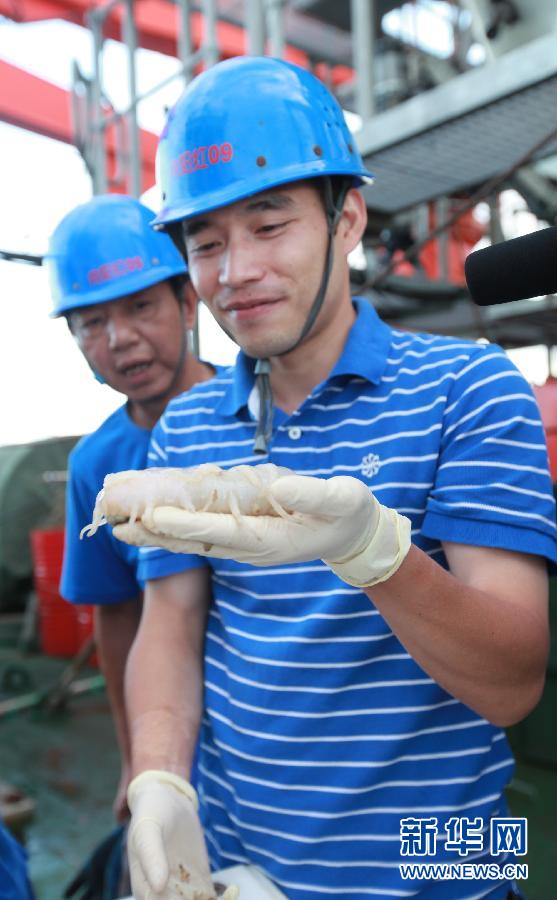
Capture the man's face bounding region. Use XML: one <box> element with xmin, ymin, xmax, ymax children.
<box><xmin>183</xmin><ymin>182</ymin><xmax>345</xmax><ymax>360</ymax></box>
<box><xmin>69</xmin><ymin>281</ymin><xmax>190</xmax><ymax>404</ymax></box>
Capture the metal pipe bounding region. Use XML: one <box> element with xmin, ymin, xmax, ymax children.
<box><xmin>88</xmin><ymin>11</ymin><xmax>108</xmax><ymax>194</ymax></box>
<box><xmin>351</xmin><ymin>0</ymin><xmax>375</xmax><ymax>121</ymax></box>
<box><xmin>435</xmin><ymin>197</ymin><xmax>450</xmax><ymax>281</ymax></box>
<box><xmin>123</xmin><ymin>0</ymin><xmax>141</xmax><ymax>197</ymax></box>
<box><xmin>202</xmin><ymin>0</ymin><xmax>219</xmax><ymax>68</ymax></box>
<box><xmin>488</xmin><ymin>194</ymin><xmax>505</xmax><ymax>245</ymax></box>
<box><xmin>177</xmin><ymin>0</ymin><xmax>194</xmax><ymax>85</ymax></box>
<box><xmin>458</xmin><ymin>0</ymin><xmax>497</xmax><ymax>63</ymax></box>
<box><xmin>111</xmin><ymin>114</ymin><xmax>128</xmax><ymax>190</ymax></box>
<box><xmin>265</xmin><ymin>0</ymin><xmax>285</xmax><ymax>58</ymax></box>
<box><xmin>0</xmin><ymin>675</ymin><xmax>106</xmax><ymax>719</ymax></box>
<box><xmin>93</xmin><ymin>0</ymin><xmax>121</xmax><ymax>26</ymax></box>
<box><xmin>69</xmin><ymin>62</ymin><xmax>86</xmax><ymax>157</ymax></box>
<box><xmin>98</xmin><ymin>50</ymin><xmax>205</xmax><ymax>130</ymax></box>
<box><xmin>246</xmin><ymin>0</ymin><xmax>265</xmax><ymax>55</ymax></box>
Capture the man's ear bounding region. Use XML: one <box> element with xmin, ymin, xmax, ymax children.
<box><xmin>338</xmin><ymin>188</ymin><xmax>367</xmax><ymax>255</ymax></box>
<box><xmin>182</xmin><ymin>279</ymin><xmax>199</xmax><ymax>331</ymax></box>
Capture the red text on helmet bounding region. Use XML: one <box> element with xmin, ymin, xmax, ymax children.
<box><xmin>171</xmin><ymin>143</ymin><xmax>234</xmax><ymax>178</ymax></box>
<box><xmin>87</xmin><ymin>256</ymin><xmax>145</xmax><ymax>286</ymax></box>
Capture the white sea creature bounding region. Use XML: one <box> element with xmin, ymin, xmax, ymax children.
<box><xmin>81</xmin><ymin>463</ymin><xmax>294</xmax><ymax>539</ymax></box>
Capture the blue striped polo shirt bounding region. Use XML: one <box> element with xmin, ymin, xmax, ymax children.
<box><xmin>139</xmin><ymin>298</ymin><xmax>557</xmax><ymax>899</ymax></box>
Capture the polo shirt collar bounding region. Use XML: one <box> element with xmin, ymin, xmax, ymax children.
<box><xmin>216</xmin><ymin>297</ymin><xmax>392</xmax><ymax>417</ymax></box>
<box><xmin>329</xmin><ymin>297</ymin><xmax>392</xmax><ymax>383</ymax></box>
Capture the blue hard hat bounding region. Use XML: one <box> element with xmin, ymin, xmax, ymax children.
<box><xmin>153</xmin><ymin>56</ymin><xmax>373</xmax><ymax>228</ymax></box>
<box><xmin>46</xmin><ymin>194</ymin><xmax>187</xmax><ymax>316</ymax></box>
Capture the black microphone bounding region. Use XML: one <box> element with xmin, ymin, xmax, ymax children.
<box><xmin>464</xmin><ymin>225</ymin><xmax>557</xmax><ymax>305</ymax></box>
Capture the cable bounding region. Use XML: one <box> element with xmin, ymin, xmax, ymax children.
<box><xmin>0</xmin><ymin>249</ymin><xmax>43</xmax><ymax>266</ymax></box>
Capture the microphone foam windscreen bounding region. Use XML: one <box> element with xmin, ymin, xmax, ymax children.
<box><xmin>465</xmin><ymin>225</ymin><xmax>557</xmax><ymax>305</ymax></box>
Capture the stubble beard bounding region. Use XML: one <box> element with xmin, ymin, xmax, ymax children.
<box><xmin>240</xmin><ymin>327</ymin><xmax>302</xmax><ymax>361</ymax></box>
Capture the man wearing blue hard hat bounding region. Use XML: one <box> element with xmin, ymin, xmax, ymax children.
<box><xmin>120</xmin><ymin>57</ymin><xmax>556</xmax><ymax>899</ymax></box>
<box><xmin>45</xmin><ymin>194</ymin><xmax>215</xmax><ymax>837</ymax></box>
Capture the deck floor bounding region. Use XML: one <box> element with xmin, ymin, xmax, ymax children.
<box><xmin>0</xmin><ymin>637</ymin><xmax>119</xmax><ymax>899</ymax></box>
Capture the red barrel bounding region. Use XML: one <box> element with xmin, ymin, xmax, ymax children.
<box><xmin>30</xmin><ymin>528</ymin><xmax>95</xmax><ymax>660</ymax></box>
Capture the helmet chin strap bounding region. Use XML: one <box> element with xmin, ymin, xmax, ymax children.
<box><xmin>253</xmin><ymin>177</ymin><xmax>350</xmax><ymax>455</ymax></box>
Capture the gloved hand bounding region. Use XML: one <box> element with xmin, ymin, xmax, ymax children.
<box><xmin>127</xmin><ymin>770</ymin><xmax>239</xmax><ymax>900</ymax></box>
<box><xmin>115</xmin><ymin>474</ymin><xmax>411</xmax><ymax>588</ymax></box>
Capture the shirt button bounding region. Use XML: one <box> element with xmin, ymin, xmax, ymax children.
<box><xmin>288</xmin><ymin>426</ymin><xmax>302</xmax><ymax>440</ymax></box>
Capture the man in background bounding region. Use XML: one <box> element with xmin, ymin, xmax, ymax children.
<box><xmin>46</xmin><ymin>194</ymin><xmax>214</xmax><ymax>826</ymax></box>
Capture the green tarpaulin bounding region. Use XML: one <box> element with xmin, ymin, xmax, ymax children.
<box><xmin>0</xmin><ymin>436</ymin><xmax>80</xmax><ymax>610</ymax></box>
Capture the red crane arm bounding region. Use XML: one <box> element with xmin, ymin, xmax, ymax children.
<box><xmin>0</xmin><ymin>58</ymin><xmax>157</xmax><ymax>191</ymax></box>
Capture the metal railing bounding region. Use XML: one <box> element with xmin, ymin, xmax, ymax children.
<box><xmin>68</xmin><ymin>0</ymin><xmax>501</xmax><ymax>295</ymax></box>
<box><xmin>70</xmin><ymin>0</ymin><xmax>297</xmax><ymax>197</ymax></box>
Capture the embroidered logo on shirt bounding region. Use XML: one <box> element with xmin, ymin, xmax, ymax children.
<box><xmin>361</xmin><ymin>452</ymin><xmax>381</xmax><ymax>478</ymax></box>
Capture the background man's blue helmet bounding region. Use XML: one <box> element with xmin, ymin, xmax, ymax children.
<box><xmin>154</xmin><ymin>55</ymin><xmax>373</xmax><ymax>228</ymax></box>
<box><xmin>47</xmin><ymin>194</ymin><xmax>188</xmax><ymax>317</ymax></box>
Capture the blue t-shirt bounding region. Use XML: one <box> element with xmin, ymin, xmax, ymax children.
<box><xmin>61</xmin><ymin>404</ymin><xmax>150</xmax><ymax>605</ymax></box>
<box><xmin>139</xmin><ymin>299</ymin><xmax>557</xmax><ymax>899</ymax></box>
<box><xmin>0</xmin><ymin>822</ymin><xmax>34</xmax><ymax>900</ymax></box>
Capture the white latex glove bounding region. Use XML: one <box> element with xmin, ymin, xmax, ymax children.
<box><xmin>127</xmin><ymin>770</ymin><xmax>239</xmax><ymax>899</ymax></box>
<box><xmin>115</xmin><ymin>474</ymin><xmax>411</xmax><ymax>588</ymax></box>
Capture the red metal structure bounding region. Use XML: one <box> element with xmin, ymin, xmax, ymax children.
<box><xmin>0</xmin><ymin>1</ymin><xmax>352</xmax><ymax>193</ymax></box>
<box><xmin>1</xmin><ymin>0</ymin><xmax>265</xmax><ymax>60</ymax></box>
<box><xmin>0</xmin><ymin>0</ymin><xmax>253</xmax><ymax>192</ymax></box>
<box><xmin>0</xmin><ymin>58</ymin><xmax>158</xmax><ymax>191</ymax></box>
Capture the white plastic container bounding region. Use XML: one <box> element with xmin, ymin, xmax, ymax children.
<box><xmin>119</xmin><ymin>864</ymin><xmax>287</xmax><ymax>899</ymax></box>
<box><xmin>213</xmin><ymin>865</ymin><xmax>286</xmax><ymax>897</ymax></box>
